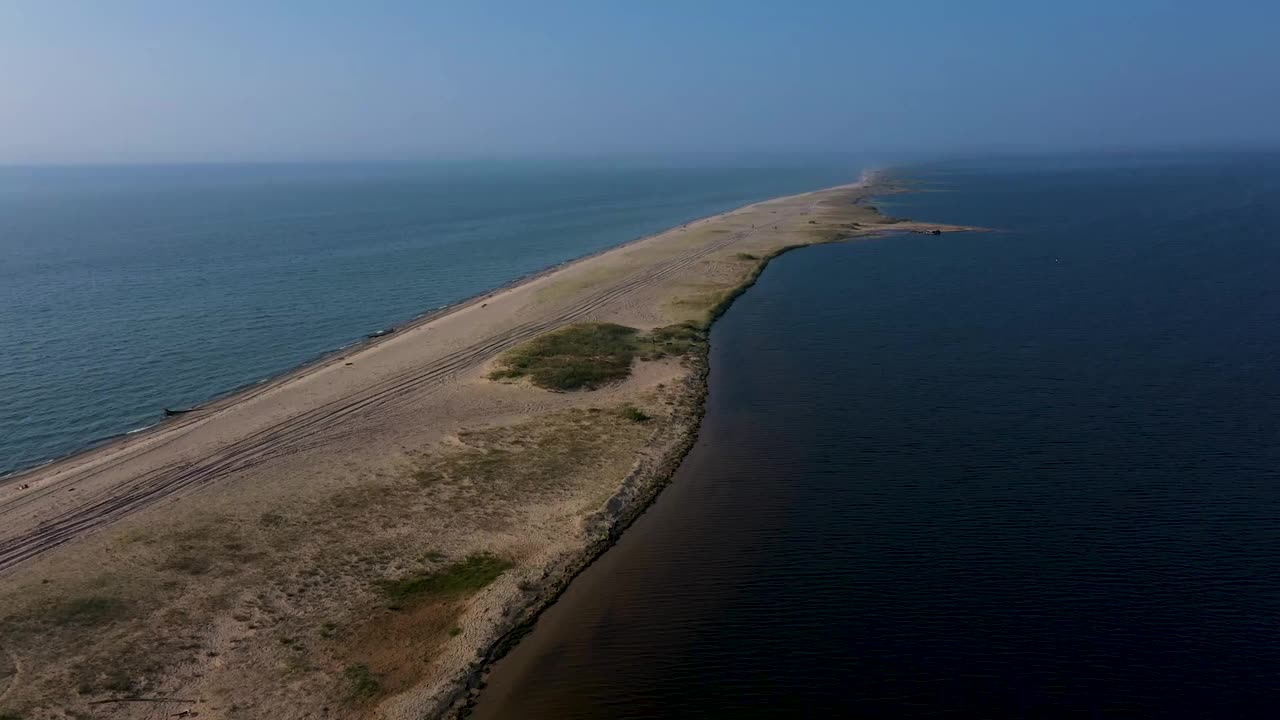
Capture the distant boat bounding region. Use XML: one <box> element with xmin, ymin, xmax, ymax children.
<box><xmin>164</xmin><ymin>407</ymin><xmax>194</xmax><ymax>417</ymax></box>
<box><xmin>367</xmin><ymin>327</ymin><xmax>397</xmax><ymax>339</ymax></box>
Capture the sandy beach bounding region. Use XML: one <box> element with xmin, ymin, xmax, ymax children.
<box><xmin>0</xmin><ymin>175</ymin><xmax>971</xmax><ymax>719</ymax></box>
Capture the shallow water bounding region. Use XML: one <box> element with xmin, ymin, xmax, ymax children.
<box><xmin>471</xmin><ymin>153</ymin><xmax>1280</xmax><ymax>717</ymax></box>
<box><xmin>0</xmin><ymin>158</ymin><xmax>863</xmax><ymax>476</ymax></box>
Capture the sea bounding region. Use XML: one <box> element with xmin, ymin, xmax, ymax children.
<box><xmin>470</xmin><ymin>152</ymin><xmax>1280</xmax><ymax>717</ymax></box>
<box><xmin>0</xmin><ymin>157</ymin><xmax>864</xmax><ymax>477</ymax></box>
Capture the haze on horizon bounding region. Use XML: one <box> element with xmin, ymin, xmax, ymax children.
<box><xmin>3</xmin><ymin>0</ymin><xmax>1278</xmax><ymax>165</ymax></box>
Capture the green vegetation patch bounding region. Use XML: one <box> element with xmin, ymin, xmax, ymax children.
<box><xmin>491</xmin><ymin>322</ymin><xmax>640</xmax><ymax>390</ymax></box>
<box><xmin>645</xmin><ymin>321</ymin><xmax>705</xmax><ymax>357</ymax></box>
<box><xmin>618</xmin><ymin>405</ymin><xmax>651</xmax><ymax>423</ymax></box>
<box><xmin>491</xmin><ymin>322</ymin><xmax>705</xmax><ymax>391</ymax></box>
<box><xmin>343</xmin><ymin>663</ymin><xmax>380</xmax><ymax>700</ymax></box>
<box><xmin>377</xmin><ymin>553</ymin><xmax>512</xmax><ymax>606</ymax></box>
<box><xmin>41</xmin><ymin>595</ymin><xmax>131</xmax><ymax>628</ymax></box>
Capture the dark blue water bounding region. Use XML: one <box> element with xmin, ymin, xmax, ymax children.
<box><xmin>471</xmin><ymin>154</ymin><xmax>1280</xmax><ymax>718</ymax></box>
<box><xmin>0</xmin><ymin>158</ymin><xmax>863</xmax><ymax>476</ymax></box>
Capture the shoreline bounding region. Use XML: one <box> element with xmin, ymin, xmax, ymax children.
<box><xmin>446</xmin><ymin>177</ymin><xmax>958</xmax><ymax>717</ymax></box>
<box><xmin>0</xmin><ymin>170</ymin><xmax>978</xmax><ymax>720</ymax></box>
<box><xmin>0</xmin><ymin>173</ymin><xmax>878</xmax><ymax>485</ymax></box>
<box><xmin>447</xmin><ymin>230</ymin><xmax>835</xmax><ymax>717</ymax></box>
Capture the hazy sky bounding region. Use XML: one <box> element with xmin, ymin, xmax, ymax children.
<box><xmin>2</xmin><ymin>0</ymin><xmax>1277</xmax><ymax>163</ymax></box>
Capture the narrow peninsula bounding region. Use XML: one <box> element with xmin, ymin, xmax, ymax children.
<box><xmin>0</xmin><ymin>175</ymin><xmax>972</xmax><ymax>719</ymax></box>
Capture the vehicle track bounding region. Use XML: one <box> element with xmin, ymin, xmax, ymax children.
<box><xmin>0</xmin><ymin>210</ymin><xmax>793</xmax><ymax>573</ymax></box>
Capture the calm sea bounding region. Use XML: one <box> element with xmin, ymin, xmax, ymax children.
<box><xmin>0</xmin><ymin>158</ymin><xmax>864</xmax><ymax>476</ymax></box>
<box><xmin>471</xmin><ymin>153</ymin><xmax>1280</xmax><ymax>717</ymax></box>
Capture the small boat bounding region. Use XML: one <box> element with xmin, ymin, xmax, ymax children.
<box><xmin>164</xmin><ymin>407</ymin><xmax>194</xmax><ymax>417</ymax></box>
<box><xmin>367</xmin><ymin>327</ymin><xmax>397</xmax><ymax>339</ymax></box>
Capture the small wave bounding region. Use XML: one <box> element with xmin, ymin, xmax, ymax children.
<box><xmin>1</xmin><ymin>457</ymin><xmax>56</xmax><ymax>480</ymax></box>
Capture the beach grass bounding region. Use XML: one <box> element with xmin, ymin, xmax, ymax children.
<box><xmin>491</xmin><ymin>321</ymin><xmax>704</xmax><ymax>391</ymax></box>
<box><xmin>41</xmin><ymin>595</ymin><xmax>132</xmax><ymax>628</ymax></box>
<box><xmin>378</xmin><ymin>553</ymin><xmax>512</xmax><ymax>607</ymax></box>
<box><xmin>490</xmin><ymin>323</ymin><xmax>640</xmax><ymax>390</ymax></box>
<box><xmin>618</xmin><ymin>404</ymin><xmax>651</xmax><ymax>423</ymax></box>
<box><xmin>343</xmin><ymin>663</ymin><xmax>380</xmax><ymax>700</ymax></box>
<box><xmin>645</xmin><ymin>321</ymin><xmax>705</xmax><ymax>357</ymax></box>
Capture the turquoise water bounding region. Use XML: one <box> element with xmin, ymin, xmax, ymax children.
<box><xmin>0</xmin><ymin>158</ymin><xmax>864</xmax><ymax>476</ymax></box>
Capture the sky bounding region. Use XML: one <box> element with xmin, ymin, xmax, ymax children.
<box><xmin>2</xmin><ymin>0</ymin><xmax>1278</xmax><ymax>163</ymax></box>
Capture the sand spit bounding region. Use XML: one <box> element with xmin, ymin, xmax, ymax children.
<box><xmin>0</xmin><ymin>175</ymin><xmax>975</xmax><ymax>719</ymax></box>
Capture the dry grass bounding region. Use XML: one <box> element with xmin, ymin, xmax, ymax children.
<box><xmin>411</xmin><ymin>406</ymin><xmax>654</xmax><ymax>504</ymax></box>
<box><xmin>0</xmin><ymin>404</ymin><xmax>660</xmax><ymax>719</ymax></box>
<box><xmin>535</xmin><ymin>264</ymin><xmax>631</xmax><ymax>303</ymax></box>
